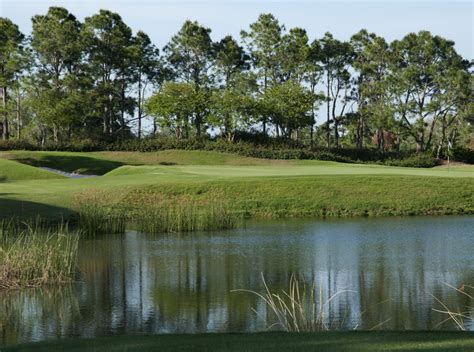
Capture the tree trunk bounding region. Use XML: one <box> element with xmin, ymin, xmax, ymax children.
<box><xmin>53</xmin><ymin>124</ymin><xmax>59</xmax><ymax>143</ymax></box>
<box><xmin>436</xmin><ymin>120</ymin><xmax>447</xmax><ymax>159</ymax></box>
<box><xmin>108</xmin><ymin>95</ymin><xmax>113</xmax><ymax>136</ymax></box>
<box><xmin>103</xmin><ymin>105</ymin><xmax>108</xmax><ymax>134</ymax></box>
<box><xmin>1</xmin><ymin>86</ymin><xmax>9</xmax><ymax>140</ymax></box>
<box><xmin>138</xmin><ymin>75</ymin><xmax>142</xmax><ymax>139</ymax></box>
<box><xmin>326</xmin><ymin>75</ymin><xmax>330</xmax><ymax>148</ymax></box>
<box><xmin>16</xmin><ymin>91</ymin><xmax>21</xmax><ymax>140</ymax></box>
<box><xmin>120</xmin><ymin>80</ymin><xmax>126</xmax><ymax>129</ymax></box>
<box><xmin>415</xmin><ymin>131</ymin><xmax>424</xmax><ymax>153</ymax></box>
<box><xmin>377</xmin><ymin>128</ymin><xmax>384</xmax><ymax>152</ymax></box>
<box><xmin>425</xmin><ymin>117</ymin><xmax>437</xmax><ymax>151</ymax></box>
<box><xmin>356</xmin><ymin>113</ymin><xmax>364</xmax><ymax>149</ymax></box>
<box><xmin>195</xmin><ymin>113</ymin><xmax>201</xmax><ymax>137</ymax></box>
<box><xmin>262</xmin><ymin>71</ymin><xmax>268</xmax><ymax>136</ymax></box>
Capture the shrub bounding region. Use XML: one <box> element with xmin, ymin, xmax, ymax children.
<box><xmin>384</xmin><ymin>154</ymin><xmax>439</xmax><ymax>168</ymax></box>
<box><xmin>452</xmin><ymin>147</ymin><xmax>474</xmax><ymax>164</ymax></box>
<box><xmin>0</xmin><ymin>136</ymin><xmax>450</xmax><ymax>167</ymax></box>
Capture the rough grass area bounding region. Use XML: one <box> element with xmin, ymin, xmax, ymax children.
<box><xmin>3</xmin><ymin>332</ymin><xmax>474</xmax><ymax>351</ymax></box>
<box><xmin>0</xmin><ymin>159</ymin><xmax>63</xmax><ymax>182</ymax></box>
<box><xmin>0</xmin><ymin>151</ymin><xmax>472</xmax><ymax>220</ymax></box>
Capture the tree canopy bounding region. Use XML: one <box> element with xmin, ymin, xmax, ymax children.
<box><xmin>0</xmin><ymin>8</ymin><xmax>472</xmax><ymax>156</ymax></box>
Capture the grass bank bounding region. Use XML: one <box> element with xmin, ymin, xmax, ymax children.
<box><xmin>3</xmin><ymin>332</ymin><xmax>474</xmax><ymax>351</ymax></box>
<box><xmin>0</xmin><ymin>150</ymin><xmax>472</xmax><ymax>222</ymax></box>
<box><xmin>0</xmin><ymin>159</ymin><xmax>63</xmax><ymax>182</ymax></box>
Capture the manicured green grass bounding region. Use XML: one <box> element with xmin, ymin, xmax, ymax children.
<box><xmin>0</xmin><ymin>159</ymin><xmax>63</xmax><ymax>182</ymax></box>
<box><xmin>3</xmin><ymin>332</ymin><xmax>474</xmax><ymax>351</ymax></box>
<box><xmin>0</xmin><ymin>150</ymin><xmax>279</xmax><ymax>175</ymax></box>
<box><xmin>0</xmin><ymin>150</ymin><xmax>472</xmax><ymax>220</ymax></box>
<box><xmin>2</xmin><ymin>150</ymin><xmax>473</xmax><ymax>176</ymax></box>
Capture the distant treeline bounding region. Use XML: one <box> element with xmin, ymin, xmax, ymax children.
<box><xmin>0</xmin><ymin>7</ymin><xmax>472</xmax><ymax>157</ymax></box>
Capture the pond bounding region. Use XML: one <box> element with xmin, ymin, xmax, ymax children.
<box><xmin>1</xmin><ymin>216</ymin><xmax>473</xmax><ymax>345</ymax></box>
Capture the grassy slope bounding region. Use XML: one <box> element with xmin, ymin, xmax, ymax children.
<box><xmin>4</xmin><ymin>332</ymin><xmax>474</xmax><ymax>352</ymax></box>
<box><xmin>0</xmin><ymin>159</ymin><xmax>63</xmax><ymax>182</ymax></box>
<box><xmin>0</xmin><ymin>150</ymin><xmax>472</xmax><ymax>219</ymax></box>
<box><xmin>0</xmin><ymin>150</ymin><xmax>279</xmax><ymax>175</ymax></box>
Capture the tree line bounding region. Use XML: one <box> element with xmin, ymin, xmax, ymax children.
<box><xmin>0</xmin><ymin>7</ymin><xmax>472</xmax><ymax>155</ymax></box>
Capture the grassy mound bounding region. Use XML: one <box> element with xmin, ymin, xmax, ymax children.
<box><xmin>0</xmin><ymin>150</ymin><xmax>276</xmax><ymax>175</ymax></box>
<box><xmin>0</xmin><ymin>159</ymin><xmax>63</xmax><ymax>182</ymax></box>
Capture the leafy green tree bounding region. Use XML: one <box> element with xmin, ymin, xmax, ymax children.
<box><xmin>351</xmin><ymin>30</ymin><xmax>393</xmax><ymax>150</ymax></box>
<box><xmin>0</xmin><ymin>17</ymin><xmax>24</xmax><ymax>140</ymax></box>
<box><xmin>83</xmin><ymin>9</ymin><xmax>134</xmax><ymax>137</ymax></box>
<box><xmin>262</xmin><ymin>80</ymin><xmax>315</xmax><ymax>139</ymax></box>
<box><xmin>305</xmin><ymin>39</ymin><xmax>324</xmax><ymax>146</ymax></box>
<box><xmin>164</xmin><ymin>20</ymin><xmax>214</xmax><ymax>136</ymax></box>
<box><xmin>214</xmin><ymin>35</ymin><xmax>248</xmax><ymax>87</ymax></box>
<box><xmin>209</xmin><ymin>76</ymin><xmax>257</xmax><ymax>141</ymax></box>
<box><xmin>130</xmin><ymin>31</ymin><xmax>162</xmax><ymax>138</ymax></box>
<box><xmin>30</xmin><ymin>7</ymin><xmax>85</xmax><ymax>142</ymax></box>
<box><xmin>241</xmin><ymin>13</ymin><xmax>283</xmax><ymax>134</ymax></box>
<box><xmin>147</xmin><ymin>81</ymin><xmax>208</xmax><ymax>139</ymax></box>
<box><xmin>320</xmin><ymin>33</ymin><xmax>354</xmax><ymax>147</ymax></box>
<box><xmin>389</xmin><ymin>31</ymin><xmax>471</xmax><ymax>152</ymax></box>
<box><xmin>277</xmin><ymin>27</ymin><xmax>310</xmax><ymax>83</ymax></box>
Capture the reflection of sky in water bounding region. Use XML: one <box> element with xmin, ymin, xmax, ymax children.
<box><xmin>1</xmin><ymin>216</ymin><xmax>473</xmax><ymax>345</ymax></box>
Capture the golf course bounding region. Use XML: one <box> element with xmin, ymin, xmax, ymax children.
<box><xmin>1</xmin><ymin>150</ymin><xmax>473</xmax><ymax>220</ymax></box>
<box><xmin>2</xmin><ymin>1</ymin><xmax>474</xmax><ymax>349</ymax></box>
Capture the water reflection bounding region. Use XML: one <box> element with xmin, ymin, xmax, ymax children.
<box><xmin>1</xmin><ymin>216</ymin><xmax>473</xmax><ymax>345</ymax></box>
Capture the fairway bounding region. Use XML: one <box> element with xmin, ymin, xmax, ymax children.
<box><xmin>0</xmin><ymin>150</ymin><xmax>472</xmax><ymax>219</ymax></box>
<box><xmin>105</xmin><ymin>162</ymin><xmax>473</xmax><ymax>178</ymax></box>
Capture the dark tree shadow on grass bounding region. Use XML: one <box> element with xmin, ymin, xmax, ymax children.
<box><xmin>13</xmin><ymin>155</ymin><xmax>125</xmax><ymax>175</ymax></box>
<box><xmin>0</xmin><ymin>198</ymin><xmax>76</xmax><ymax>221</ymax></box>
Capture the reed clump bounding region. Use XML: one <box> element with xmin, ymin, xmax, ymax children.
<box><xmin>233</xmin><ymin>273</ymin><xmax>355</xmax><ymax>332</ymax></box>
<box><xmin>75</xmin><ymin>190</ymin><xmax>126</xmax><ymax>236</ymax></box>
<box><xmin>77</xmin><ymin>203</ymin><xmax>126</xmax><ymax>236</ymax></box>
<box><xmin>137</xmin><ymin>200</ymin><xmax>239</xmax><ymax>234</ymax></box>
<box><xmin>0</xmin><ymin>219</ymin><xmax>79</xmax><ymax>289</ymax></box>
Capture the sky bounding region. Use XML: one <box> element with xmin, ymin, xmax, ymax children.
<box><xmin>1</xmin><ymin>0</ymin><xmax>473</xmax><ymax>59</ymax></box>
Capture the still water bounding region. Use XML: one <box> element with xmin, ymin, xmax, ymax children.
<box><xmin>1</xmin><ymin>216</ymin><xmax>473</xmax><ymax>345</ymax></box>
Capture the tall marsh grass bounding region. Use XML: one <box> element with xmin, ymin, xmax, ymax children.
<box><xmin>233</xmin><ymin>273</ymin><xmax>355</xmax><ymax>332</ymax></box>
<box><xmin>136</xmin><ymin>200</ymin><xmax>239</xmax><ymax>234</ymax></box>
<box><xmin>75</xmin><ymin>191</ymin><xmax>126</xmax><ymax>236</ymax></box>
<box><xmin>432</xmin><ymin>282</ymin><xmax>473</xmax><ymax>330</ymax></box>
<box><xmin>0</xmin><ymin>219</ymin><xmax>79</xmax><ymax>289</ymax></box>
<box><xmin>77</xmin><ymin>203</ymin><xmax>126</xmax><ymax>236</ymax></box>
<box><xmin>75</xmin><ymin>190</ymin><xmax>239</xmax><ymax>235</ymax></box>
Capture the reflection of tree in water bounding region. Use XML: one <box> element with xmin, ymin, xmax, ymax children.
<box><xmin>0</xmin><ymin>285</ymin><xmax>79</xmax><ymax>345</ymax></box>
<box><xmin>1</xmin><ymin>218</ymin><xmax>473</xmax><ymax>345</ymax></box>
